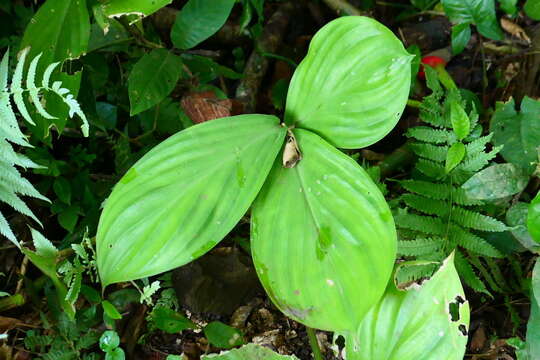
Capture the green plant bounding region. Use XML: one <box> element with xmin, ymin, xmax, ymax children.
<box><xmin>0</xmin><ymin>48</ymin><xmax>88</xmax><ymax>245</ymax></box>
<box><xmin>97</xmin><ymin>15</ymin><xmax>411</xmax><ymax>335</ymax></box>
<box><xmin>99</xmin><ymin>330</ymin><xmax>125</xmax><ymax>360</ymax></box>
<box><xmin>394</xmin><ymin>67</ymin><xmax>509</xmax><ymax>294</ymax></box>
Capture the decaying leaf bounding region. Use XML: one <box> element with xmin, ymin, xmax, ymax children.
<box><xmin>500</xmin><ymin>18</ymin><xmax>531</xmax><ymax>43</ymax></box>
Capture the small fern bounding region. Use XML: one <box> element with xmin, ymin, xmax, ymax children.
<box><xmin>395</xmin><ymin>68</ymin><xmax>508</xmax><ymax>294</ymax></box>
<box><xmin>0</xmin><ymin>48</ymin><xmax>88</xmax><ymax>246</ymax></box>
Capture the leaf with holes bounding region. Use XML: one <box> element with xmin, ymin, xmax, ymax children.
<box><xmin>96</xmin><ymin>115</ymin><xmax>286</xmax><ymax>287</ymax></box>
<box><xmin>128</xmin><ymin>49</ymin><xmax>184</xmax><ymax>116</ymax></box>
<box><xmin>284</xmin><ymin>16</ymin><xmax>411</xmax><ymax>149</ymax></box>
<box><xmin>251</xmin><ymin>129</ymin><xmax>396</xmax><ymax>331</ymax></box>
<box><xmin>343</xmin><ymin>254</ymin><xmax>470</xmax><ymax>360</ymax></box>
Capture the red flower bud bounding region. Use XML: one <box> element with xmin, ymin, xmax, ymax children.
<box><xmin>418</xmin><ymin>56</ymin><xmax>447</xmax><ymax>79</ymax></box>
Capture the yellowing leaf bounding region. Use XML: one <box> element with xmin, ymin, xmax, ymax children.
<box><xmin>285</xmin><ymin>16</ymin><xmax>411</xmax><ymax>149</ymax></box>
<box><xmin>251</xmin><ymin>129</ymin><xmax>396</xmax><ymax>331</ymax></box>
<box><xmin>97</xmin><ymin>115</ymin><xmax>286</xmax><ymax>287</ymax></box>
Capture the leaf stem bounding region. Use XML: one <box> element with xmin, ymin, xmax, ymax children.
<box><xmin>306</xmin><ymin>327</ymin><xmax>324</xmax><ymax>360</ymax></box>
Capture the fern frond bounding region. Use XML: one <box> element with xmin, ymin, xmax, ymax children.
<box><xmin>457</xmin><ymin>146</ymin><xmax>502</xmax><ymax>173</ymax></box>
<box><xmin>42</xmin><ymin>62</ymin><xmax>60</xmax><ymax>89</ymax></box>
<box><xmin>454</xmin><ymin>249</ymin><xmax>491</xmax><ymax>295</ymax></box>
<box><xmin>399</xmin><ymin>180</ymin><xmax>450</xmax><ymax>199</ymax></box>
<box><xmin>450</xmin><ymin>225</ymin><xmax>503</xmax><ymax>258</ymax></box>
<box><xmin>416</xmin><ymin>158</ymin><xmax>446</xmax><ymax>179</ymax></box>
<box><xmin>401</xmin><ymin>194</ymin><xmax>449</xmax><ymax>217</ymax></box>
<box><xmin>26</xmin><ymin>53</ymin><xmax>55</xmax><ymax>120</ymax></box>
<box><xmin>11</xmin><ymin>48</ymin><xmax>34</xmax><ymax>125</ymax></box>
<box><xmin>395</xmin><ymin>212</ymin><xmax>447</xmax><ymax>235</ymax></box>
<box><xmin>451</xmin><ymin>207</ymin><xmax>508</xmax><ymax>232</ymax></box>
<box><xmin>397</xmin><ymin>237</ymin><xmax>444</xmax><ymax>256</ymax></box>
<box><xmin>395</xmin><ymin>262</ymin><xmax>439</xmax><ymax>285</ymax></box>
<box><xmin>465</xmin><ymin>133</ymin><xmax>493</xmax><ymax>157</ymax></box>
<box><xmin>409</xmin><ymin>143</ymin><xmax>447</xmax><ymax>162</ymax></box>
<box><xmin>451</xmin><ymin>187</ymin><xmax>484</xmax><ymax>206</ymax></box>
<box><xmin>406</xmin><ymin>126</ymin><xmax>454</xmax><ymax>144</ymax></box>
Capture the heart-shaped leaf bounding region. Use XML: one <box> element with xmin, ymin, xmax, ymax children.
<box><xmin>97</xmin><ymin>115</ymin><xmax>286</xmax><ymax>287</ymax></box>
<box><xmin>284</xmin><ymin>16</ymin><xmax>411</xmax><ymax>149</ymax></box>
<box><xmin>251</xmin><ymin>129</ymin><xmax>396</xmax><ymax>331</ymax></box>
<box><xmin>344</xmin><ymin>254</ymin><xmax>470</xmax><ymax>360</ymax></box>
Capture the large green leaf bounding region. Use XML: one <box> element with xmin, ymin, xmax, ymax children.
<box><xmin>251</xmin><ymin>129</ymin><xmax>396</xmax><ymax>331</ymax></box>
<box><xmin>202</xmin><ymin>343</ymin><xmax>298</xmax><ymax>359</ymax></box>
<box><xmin>97</xmin><ymin>115</ymin><xmax>286</xmax><ymax>287</ymax></box>
<box><xmin>441</xmin><ymin>0</ymin><xmax>503</xmax><ymax>40</ymax></box>
<box><xmin>490</xmin><ymin>97</ymin><xmax>540</xmax><ymax>174</ymax></box>
<box><xmin>20</xmin><ymin>0</ymin><xmax>90</xmax><ymax>72</ymax></box>
<box><xmin>345</xmin><ymin>254</ymin><xmax>470</xmax><ymax>360</ymax></box>
<box><xmin>284</xmin><ymin>16</ymin><xmax>411</xmax><ymax>149</ymax></box>
<box><xmin>528</xmin><ymin>192</ymin><xmax>540</xmax><ymax>243</ymax></box>
<box><xmin>99</xmin><ymin>0</ymin><xmax>172</xmax><ymax>18</ymax></box>
<box><xmin>128</xmin><ymin>49</ymin><xmax>184</xmax><ymax>116</ymax></box>
<box><xmin>461</xmin><ymin>163</ymin><xmax>529</xmax><ymax>200</ymax></box>
<box><xmin>171</xmin><ymin>0</ymin><xmax>236</xmax><ymax>50</ymax></box>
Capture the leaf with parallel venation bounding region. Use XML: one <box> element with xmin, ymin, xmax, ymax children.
<box><xmin>202</xmin><ymin>343</ymin><xmax>298</xmax><ymax>360</ymax></box>
<box><xmin>344</xmin><ymin>254</ymin><xmax>469</xmax><ymax>360</ymax></box>
<box><xmin>97</xmin><ymin>115</ymin><xmax>286</xmax><ymax>287</ymax></box>
<box><xmin>284</xmin><ymin>16</ymin><xmax>411</xmax><ymax>149</ymax></box>
<box><xmin>251</xmin><ymin>129</ymin><xmax>396</xmax><ymax>331</ymax></box>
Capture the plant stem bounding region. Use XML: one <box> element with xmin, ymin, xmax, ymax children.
<box><xmin>407</xmin><ymin>99</ymin><xmax>422</xmax><ymax>108</ymax></box>
<box><xmin>322</xmin><ymin>0</ymin><xmax>364</xmax><ymax>16</ymax></box>
<box><xmin>434</xmin><ymin>65</ymin><xmax>457</xmax><ymax>90</ymax></box>
<box><xmin>0</xmin><ymin>293</ymin><xmax>25</xmax><ymax>312</ymax></box>
<box><xmin>306</xmin><ymin>327</ymin><xmax>324</xmax><ymax>360</ymax></box>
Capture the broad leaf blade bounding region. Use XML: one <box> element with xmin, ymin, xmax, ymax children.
<box><xmin>20</xmin><ymin>0</ymin><xmax>90</xmax><ymax>72</ymax></box>
<box><xmin>202</xmin><ymin>343</ymin><xmax>298</xmax><ymax>359</ymax></box>
<box><xmin>171</xmin><ymin>0</ymin><xmax>236</xmax><ymax>50</ymax></box>
<box><xmin>490</xmin><ymin>97</ymin><xmax>540</xmax><ymax>174</ymax></box>
<box><xmin>97</xmin><ymin>115</ymin><xmax>286</xmax><ymax>287</ymax></box>
<box><xmin>251</xmin><ymin>129</ymin><xmax>396</xmax><ymax>331</ymax></box>
<box><xmin>445</xmin><ymin>142</ymin><xmax>465</xmax><ymax>173</ymax></box>
<box><xmin>441</xmin><ymin>0</ymin><xmax>503</xmax><ymax>40</ymax></box>
<box><xmin>461</xmin><ymin>163</ymin><xmax>529</xmax><ymax>200</ymax></box>
<box><xmin>128</xmin><ymin>49</ymin><xmax>184</xmax><ymax>115</ymax></box>
<box><xmin>346</xmin><ymin>254</ymin><xmax>470</xmax><ymax>360</ymax></box>
<box><xmin>528</xmin><ymin>192</ymin><xmax>540</xmax><ymax>243</ymax></box>
<box><xmin>284</xmin><ymin>16</ymin><xmax>411</xmax><ymax>149</ymax></box>
<box><xmin>450</xmin><ymin>101</ymin><xmax>470</xmax><ymax>140</ymax></box>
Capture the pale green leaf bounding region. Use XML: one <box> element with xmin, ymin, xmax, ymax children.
<box><xmin>528</xmin><ymin>192</ymin><xmax>540</xmax><ymax>243</ymax></box>
<box><xmin>450</xmin><ymin>101</ymin><xmax>470</xmax><ymax>140</ymax></box>
<box><xmin>462</xmin><ymin>163</ymin><xmax>529</xmax><ymax>200</ymax></box>
<box><xmin>346</xmin><ymin>254</ymin><xmax>469</xmax><ymax>360</ymax></box>
<box><xmin>171</xmin><ymin>0</ymin><xmax>236</xmax><ymax>50</ymax></box>
<box><xmin>202</xmin><ymin>343</ymin><xmax>299</xmax><ymax>359</ymax></box>
<box><xmin>128</xmin><ymin>49</ymin><xmax>184</xmax><ymax>115</ymax></box>
<box><xmin>96</xmin><ymin>115</ymin><xmax>286</xmax><ymax>287</ymax></box>
<box><xmin>490</xmin><ymin>97</ymin><xmax>540</xmax><ymax>173</ymax></box>
<box><xmin>151</xmin><ymin>306</ymin><xmax>195</xmax><ymax>333</ymax></box>
<box><xmin>446</xmin><ymin>142</ymin><xmax>466</xmax><ymax>173</ymax></box>
<box><xmin>251</xmin><ymin>129</ymin><xmax>396</xmax><ymax>331</ymax></box>
<box><xmin>285</xmin><ymin>16</ymin><xmax>411</xmax><ymax>149</ymax></box>
<box><xmin>102</xmin><ymin>300</ymin><xmax>122</xmax><ymax>320</ymax></box>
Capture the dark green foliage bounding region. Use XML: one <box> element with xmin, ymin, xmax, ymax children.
<box><xmin>395</xmin><ymin>71</ymin><xmax>508</xmax><ymax>293</ymax></box>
